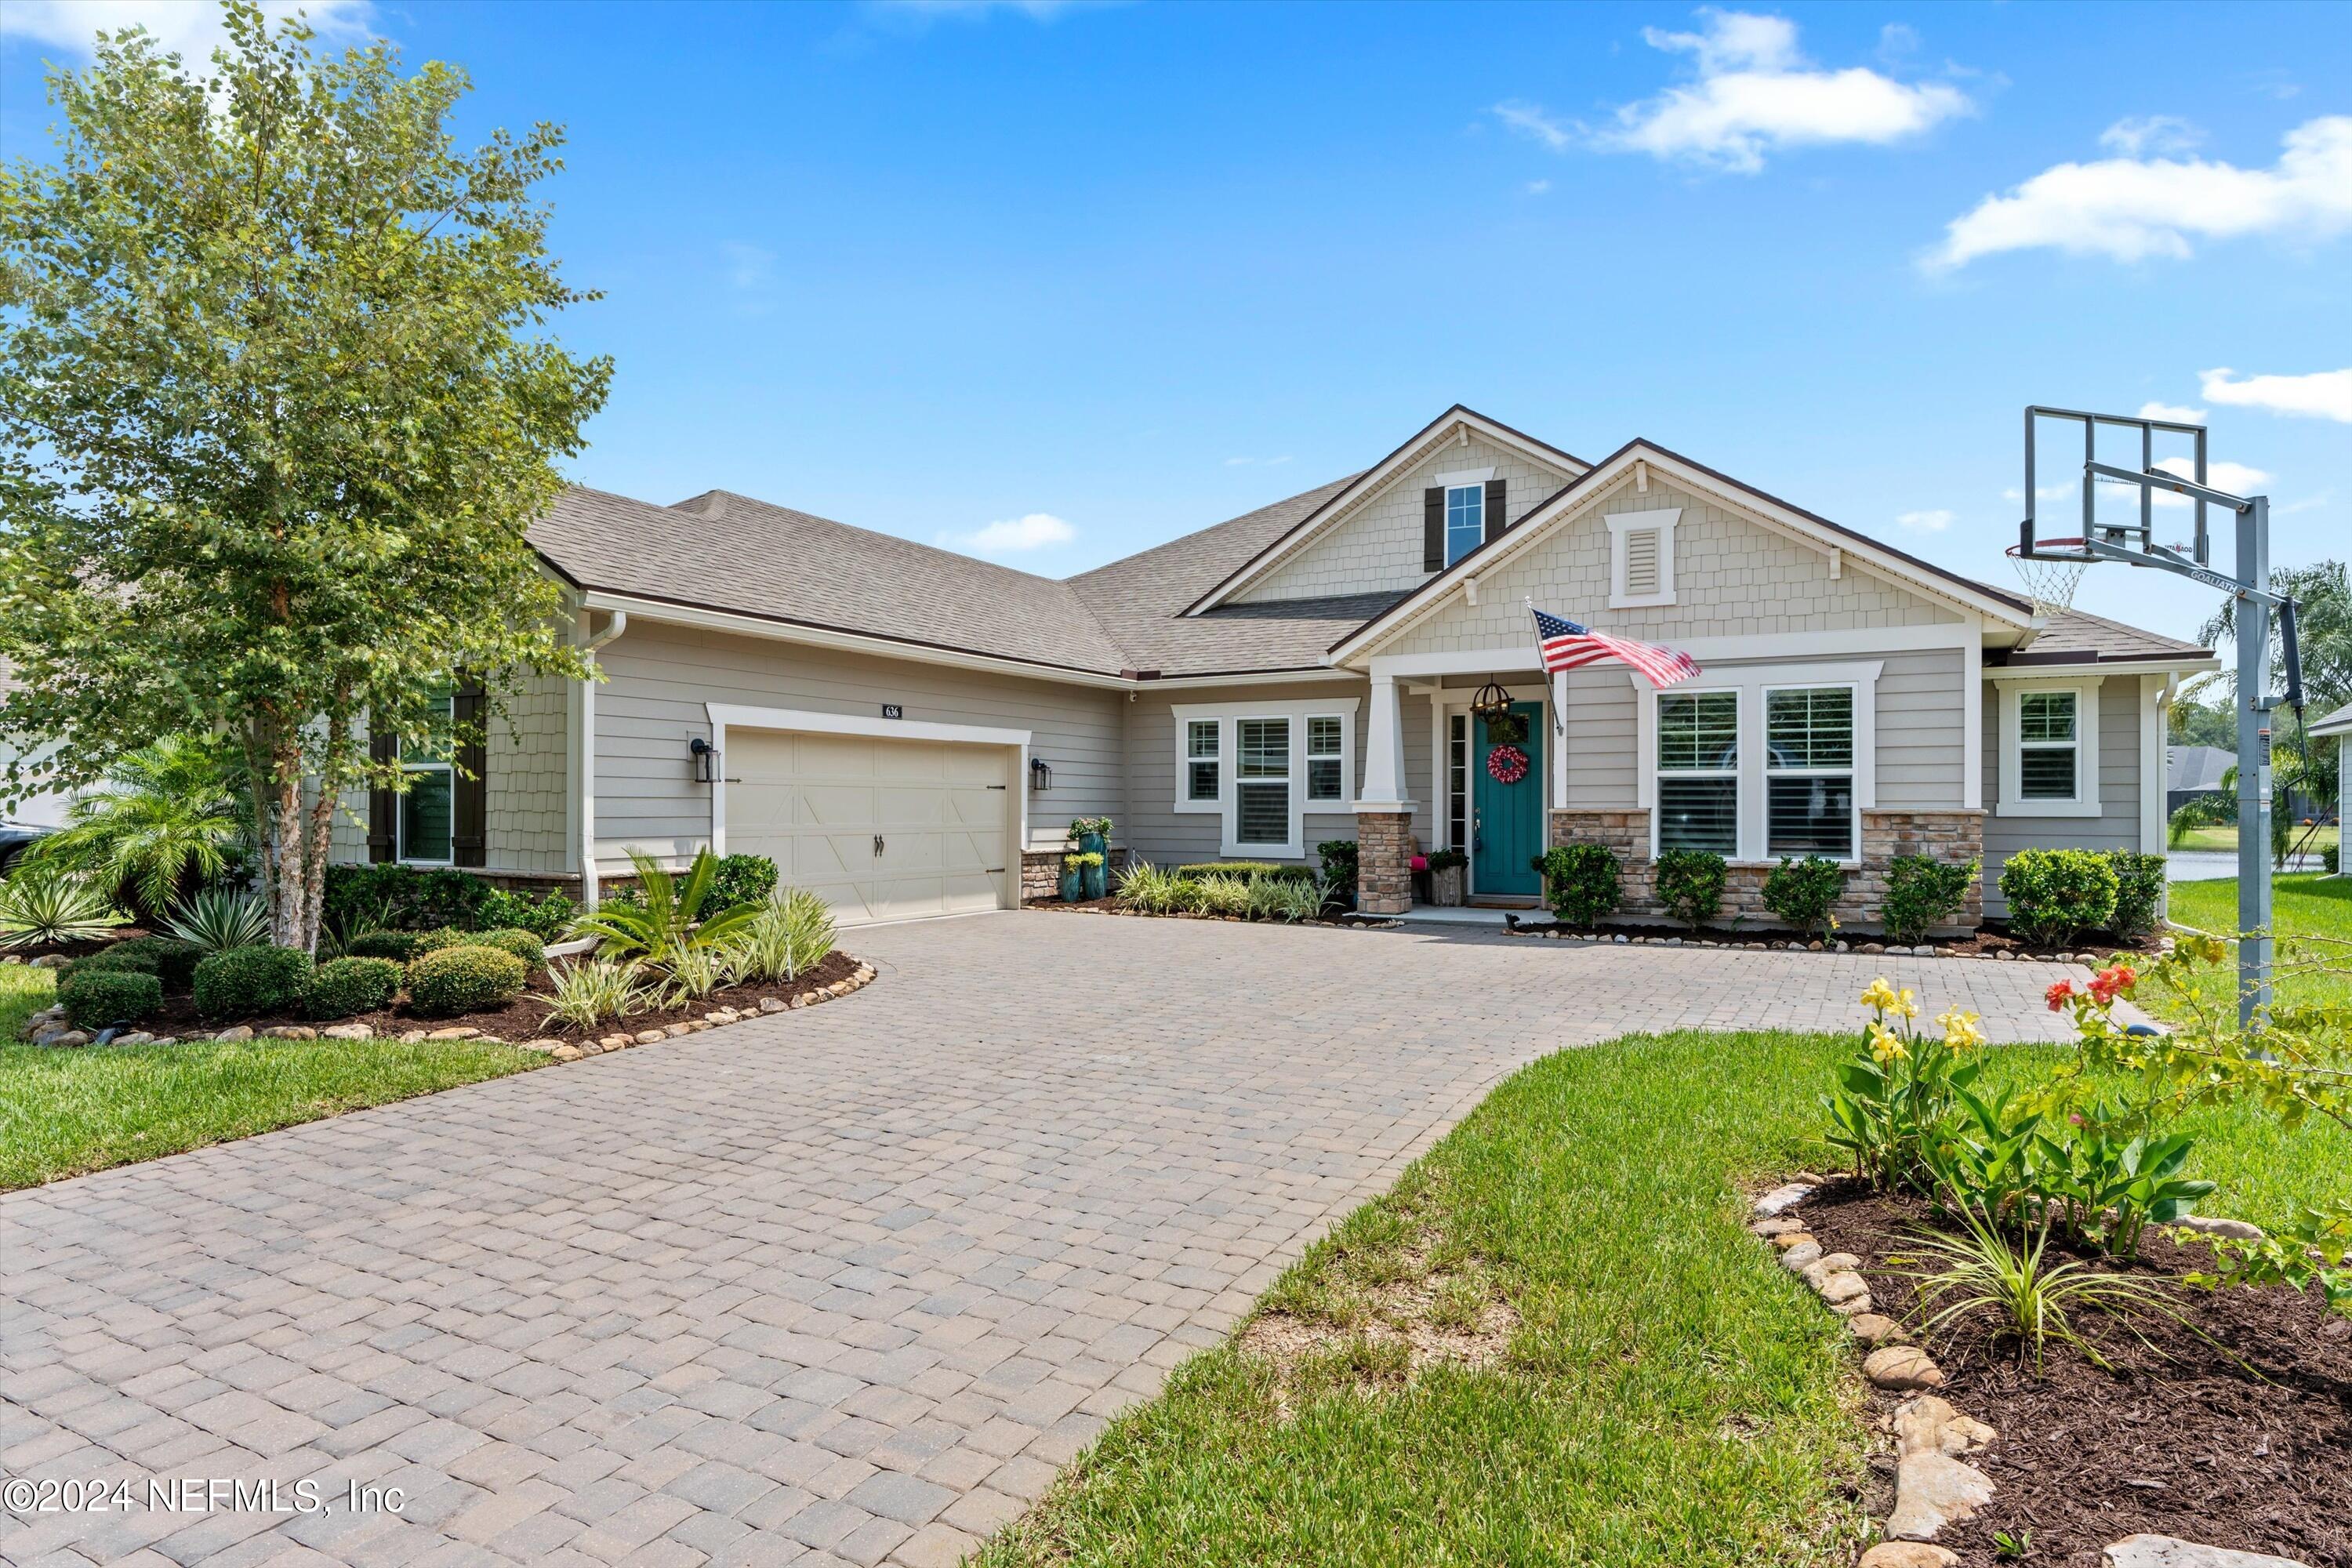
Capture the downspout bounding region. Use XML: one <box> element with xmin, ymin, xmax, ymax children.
<box><xmin>578</xmin><ymin>610</ymin><xmax>626</xmax><ymax>911</ymax></box>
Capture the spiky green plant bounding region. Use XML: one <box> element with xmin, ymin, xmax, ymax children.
<box><xmin>1195</xmin><ymin>874</ymin><xmax>1252</xmax><ymax>917</ymax></box>
<box><xmin>163</xmin><ymin>887</ymin><xmax>272</xmax><ymax>954</ymax></box>
<box><xmin>0</xmin><ymin>866</ymin><xmax>125</xmax><ymax>949</ymax></box>
<box><xmin>567</xmin><ymin>847</ymin><xmax>760</xmax><ymax>967</ymax></box>
<box><xmin>727</xmin><ymin>887</ymin><xmax>837</xmax><ymax>983</ymax></box>
<box><xmin>543</xmin><ymin>956</ymin><xmax>650</xmax><ymax>1033</ymax></box>
<box><xmin>1116</xmin><ymin>861</ymin><xmax>1182</xmax><ymax>915</ymax></box>
<box><xmin>1898</xmin><ymin>1197</ymin><xmax>2183</xmax><ymax>1374</ymax></box>
<box><xmin>1259</xmin><ymin>874</ymin><xmax>1327</xmax><ymax>924</ymax></box>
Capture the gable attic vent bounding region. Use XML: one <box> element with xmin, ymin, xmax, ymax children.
<box><xmin>1623</xmin><ymin>528</ymin><xmax>1661</xmax><ymax>597</ymax></box>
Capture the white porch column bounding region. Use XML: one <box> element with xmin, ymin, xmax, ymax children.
<box><xmin>1356</xmin><ymin>673</ymin><xmax>1410</xmax><ymax>809</ymax></box>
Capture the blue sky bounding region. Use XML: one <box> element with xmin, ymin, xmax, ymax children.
<box><xmin>4</xmin><ymin>1</ymin><xmax>2347</xmax><ymax>648</ymax></box>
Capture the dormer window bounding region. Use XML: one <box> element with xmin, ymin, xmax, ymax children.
<box><xmin>1606</xmin><ymin>507</ymin><xmax>1680</xmax><ymax>608</ymax></box>
<box><xmin>1422</xmin><ymin>469</ymin><xmax>1503</xmax><ymax>572</ymax></box>
<box><xmin>1444</xmin><ymin>485</ymin><xmax>1483</xmax><ymax>567</ymax></box>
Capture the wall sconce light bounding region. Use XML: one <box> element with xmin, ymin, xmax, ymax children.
<box><xmin>690</xmin><ymin>736</ymin><xmax>720</xmax><ymax>784</ymax></box>
<box><xmin>1029</xmin><ymin>756</ymin><xmax>1053</xmax><ymax>793</ymax></box>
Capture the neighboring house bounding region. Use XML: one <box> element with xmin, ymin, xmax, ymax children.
<box><xmin>2312</xmin><ymin>702</ymin><xmax>2351</xmax><ymax>873</ymax></box>
<box><xmin>328</xmin><ymin>406</ymin><xmax>2219</xmax><ymax>930</ymax></box>
<box><xmin>2167</xmin><ymin>744</ymin><xmax>2234</xmax><ymax>818</ymax></box>
<box><xmin>0</xmin><ymin>655</ymin><xmax>75</xmax><ymax>834</ymax></box>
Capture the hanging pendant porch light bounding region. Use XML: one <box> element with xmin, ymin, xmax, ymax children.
<box><xmin>1469</xmin><ymin>677</ymin><xmax>1513</xmax><ymax>724</ymax></box>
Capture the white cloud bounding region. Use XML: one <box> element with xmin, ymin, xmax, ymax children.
<box><xmin>949</xmin><ymin>513</ymin><xmax>1075</xmax><ymax>555</ymax></box>
<box><xmin>2138</xmin><ymin>401</ymin><xmax>2207</xmax><ymax>424</ymax></box>
<box><xmin>2099</xmin><ymin>115</ymin><xmax>2202</xmax><ymax>158</ymax></box>
<box><xmin>0</xmin><ymin>0</ymin><xmax>371</xmax><ymax>61</ymax></box>
<box><xmin>1525</xmin><ymin>178</ymin><xmax>1552</xmax><ymax>195</ymax></box>
<box><xmin>1928</xmin><ymin>115</ymin><xmax>2352</xmax><ymax>269</ymax></box>
<box><xmin>2199</xmin><ymin>366</ymin><xmax>2352</xmax><ymax>423</ymax></box>
<box><xmin>1494</xmin><ymin>100</ymin><xmax>1573</xmax><ymax>152</ymax></box>
<box><xmin>1895</xmin><ymin>509</ymin><xmax>1954</xmax><ymax>533</ymax></box>
<box><xmin>2147</xmin><ymin>456</ymin><xmax>2270</xmax><ymax>507</ymax></box>
<box><xmin>1544</xmin><ymin>8</ymin><xmax>1971</xmax><ymax>173</ymax></box>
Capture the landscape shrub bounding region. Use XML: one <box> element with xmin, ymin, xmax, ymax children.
<box><xmin>728</xmin><ymin>888</ymin><xmax>837</xmax><ymax>982</ymax></box>
<box><xmin>108</xmin><ymin>935</ymin><xmax>206</xmax><ymax>989</ymax></box>
<box><xmin>2104</xmin><ymin>849</ymin><xmax>2168</xmax><ymax>942</ymax></box>
<box><xmin>1172</xmin><ymin>862</ymin><xmax>1316</xmax><ymax>883</ymax></box>
<box><xmin>2327</xmin><ymin>844</ymin><xmax>2342</xmax><ymax>876</ymax></box>
<box><xmin>568</xmin><ymin>848</ymin><xmax>759</xmax><ymax>966</ymax></box>
<box><xmin>306</xmin><ymin>956</ymin><xmax>404</xmax><ymax>1020</ymax></box>
<box><xmin>1880</xmin><ymin>855</ymin><xmax>1979</xmax><ymax>946</ymax></box>
<box><xmin>1193</xmin><ymin>874</ymin><xmax>1254</xmax><ymax>917</ymax></box>
<box><xmin>0</xmin><ymin>866</ymin><xmax>124</xmax><ymax>949</ymax></box>
<box><xmin>345</xmin><ymin>928</ymin><xmax>431</xmax><ymax>963</ymax></box>
<box><xmin>162</xmin><ymin>887</ymin><xmax>270</xmax><ymax>953</ymax></box>
<box><xmin>57</xmin><ymin>968</ymin><xmax>163</xmax><ymax>1031</ymax></box>
<box><xmin>1653</xmin><ymin>848</ymin><xmax>1727</xmax><ymax>931</ymax></box>
<box><xmin>475</xmin><ymin>886</ymin><xmax>577</xmax><ymax>941</ymax></box>
<box><xmin>323</xmin><ymin>862</ymin><xmax>492</xmax><ymax>934</ymax></box>
<box><xmin>1998</xmin><ymin>848</ymin><xmax>2119</xmax><ymax>949</ymax></box>
<box><xmin>1316</xmin><ymin>840</ymin><xmax>1359</xmax><ymax>905</ymax></box>
<box><xmin>405</xmin><ymin>945</ymin><xmax>528</xmax><ymax>1017</ymax></box>
<box><xmin>59</xmin><ymin>944</ymin><xmax>159</xmax><ymax>981</ymax></box>
<box><xmin>1762</xmin><ymin>855</ymin><xmax>1847</xmax><ymax>939</ymax></box>
<box><xmin>192</xmin><ymin>944</ymin><xmax>315</xmax><ymax>1020</ymax></box>
<box><xmin>708</xmin><ymin>854</ymin><xmax>779</xmax><ymax>913</ymax></box>
<box><xmin>468</xmin><ymin>927</ymin><xmax>546</xmax><ymax>970</ymax></box>
<box><xmin>1534</xmin><ymin>844</ymin><xmax>1621</xmax><ymax>926</ymax></box>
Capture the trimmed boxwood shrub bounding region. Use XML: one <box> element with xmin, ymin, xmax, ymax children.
<box><xmin>323</xmin><ymin>862</ymin><xmax>492</xmax><ymax>934</ymax></box>
<box><xmin>307</xmin><ymin>956</ymin><xmax>404</xmax><ymax>1020</ymax></box>
<box><xmin>1762</xmin><ymin>855</ymin><xmax>1847</xmax><ymax>939</ymax></box>
<box><xmin>2105</xmin><ymin>849</ymin><xmax>2168</xmax><ymax>942</ymax></box>
<box><xmin>109</xmin><ymin>935</ymin><xmax>206</xmax><ymax>989</ymax></box>
<box><xmin>709</xmin><ymin>853</ymin><xmax>779</xmax><ymax>913</ymax></box>
<box><xmin>1653</xmin><ymin>848</ymin><xmax>1727</xmax><ymax>931</ymax></box>
<box><xmin>406</xmin><ymin>945</ymin><xmax>527</xmax><ymax>1018</ymax></box>
<box><xmin>1998</xmin><ymin>847</ymin><xmax>2119</xmax><ymax>949</ymax></box>
<box><xmin>345</xmin><ymin>929</ymin><xmax>430</xmax><ymax>963</ymax></box>
<box><xmin>476</xmin><ymin>887</ymin><xmax>577</xmax><ymax>941</ymax></box>
<box><xmin>58</xmin><ymin>968</ymin><xmax>164</xmax><ymax>1031</ymax></box>
<box><xmin>1535</xmin><ymin>843</ymin><xmax>1622</xmax><ymax>926</ymax></box>
<box><xmin>1880</xmin><ymin>855</ymin><xmax>1980</xmax><ymax>946</ymax></box>
<box><xmin>59</xmin><ymin>945</ymin><xmax>159</xmax><ymax>982</ymax></box>
<box><xmin>192</xmin><ymin>945</ymin><xmax>315</xmax><ymax>1020</ymax></box>
<box><xmin>1316</xmin><ymin>840</ymin><xmax>1359</xmax><ymax>905</ymax></box>
<box><xmin>467</xmin><ymin>927</ymin><xmax>546</xmax><ymax>969</ymax></box>
<box><xmin>1173</xmin><ymin>862</ymin><xmax>1316</xmax><ymax>883</ymax></box>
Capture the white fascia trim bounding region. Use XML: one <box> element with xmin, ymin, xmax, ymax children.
<box><xmin>1605</xmin><ymin>508</ymin><xmax>1680</xmax><ymax>610</ymax></box>
<box><xmin>702</xmin><ymin>702</ymin><xmax>1032</xmax><ymax>861</ymax></box>
<box><xmin>1994</xmin><ymin>674</ymin><xmax>2101</xmax><ymax>818</ymax></box>
<box><xmin>1330</xmin><ymin>445</ymin><xmax>2034</xmax><ymax>664</ymax></box>
<box><xmin>580</xmin><ymin>590</ymin><xmax>1132</xmax><ymax>692</ymax></box>
<box><xmin>1631</xmin><ymin>660</ymin><xmax>1884</xmax><ymax>866</ymax></box>
<box><xmin>1366</xmin><ymin>622</ymin><xmax>1969</xmax><ymax>681</ymax></box>
<box><xmin>1190</xmin><ymin>411</ymin><xmax>1589</xmax><ymax>613</ymax></box>
<box><xmin>1169</xmin><ymin>697</ymin><xmax>1361</xmax><ymax>859</ymax></box>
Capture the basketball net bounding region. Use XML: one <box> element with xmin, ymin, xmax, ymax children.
<box><xmin>2005</xmin><ymin>539</ymin><xmax>2089</xmax><ymax>617</ymax></box>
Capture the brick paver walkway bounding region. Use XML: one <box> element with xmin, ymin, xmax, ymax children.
<box><xmin>2</xmin><ymin>913</ymin><xmax>2098</xmax><ymax>1567</ymax></box>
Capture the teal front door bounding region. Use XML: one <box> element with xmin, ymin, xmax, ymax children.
<box><xmin>1472</xmin><ymin>702</ymin><xmax>1544</xmax><ymax>898</ymax></box>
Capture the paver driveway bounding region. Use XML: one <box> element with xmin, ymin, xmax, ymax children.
<box><xmin>3</xmin><ymin>913</ymin><xmax>2096</xmax><ymax>1568</ymax></box>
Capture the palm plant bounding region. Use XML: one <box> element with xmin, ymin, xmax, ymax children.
<box><xmin>728</xmin><ymin>887</ymin><xmax>837</xmax><ymax>983</ymax></box>
<box><xmin>0</xmin><ymin>866</ymin><xmax>125</xmax><ymax>949</ymax></box>
<box><xmin>568</xmin><ymin>848</ymin><xmax>760</xmax><ymax>968</ymax></box>
<box><xmin>542</xmin><ymin>956</ymin><xmax>651</xmax><ymax>1033</ymax></box>
<box><xmin>29</xmin><ymin>736</ymin><xmax>251</xmax><ymax>920</ymax></box>
<box><xmin>162</xmin><ymin>887</ymin><xmax>273</xmax><ymax>954</ymax></box>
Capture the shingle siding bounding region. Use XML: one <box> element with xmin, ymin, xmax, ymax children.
<box><xmin>328</xmin><ymin>671</ymin><xmax>573</xmax><ymax>876</ymax></box>
<box><xmin>1235</xmin><ymin>437</ymin><xmax>1573</xmax><ymax>604</ymax></box>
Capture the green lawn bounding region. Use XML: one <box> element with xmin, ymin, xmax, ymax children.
<box><xmin>2172</xmin><ymin>823</ymin><xmax>2338</xmax><ymax>855</ymax></box>
<box><xmin>2160</xmin><ymin>873</ymin><xmax>2352</xmax><ymax>1016</ymax></box>
<box><xmin>978</xmin><ymin>1029</ymin><xmax>2352</xmax><ymax>1568</ymax></box>
<box><xmin>0</xmin><ymin>963</ymin><xmax>542</xmax><ymax>1190</ymax></box>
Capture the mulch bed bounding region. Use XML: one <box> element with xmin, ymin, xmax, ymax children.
<box><xmin>53</xmin><ymin>949</ymin><xmax>865</xmax><ymax>1043</ymax></box>
<box><xmin>1800</xmin><ymin>1178</ymin><xmax>2351</xmax><ymax>1567</ymax></box>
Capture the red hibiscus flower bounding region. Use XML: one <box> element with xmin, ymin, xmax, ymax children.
<box><xmin>2087</xmin><ymin>963</ymin><xmax>2138</xmax><ymax>1005</ymax></box>
<box><xmin>2045</xmin><ymin>978</ymin><xmax>2074</xmax><ymax>1012</ymax></box>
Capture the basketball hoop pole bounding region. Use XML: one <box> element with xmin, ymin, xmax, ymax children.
<box><xmin>2023</xmin><ymin>405</ymin><xmax>2282</xmax><ymax>1023</ymax></box>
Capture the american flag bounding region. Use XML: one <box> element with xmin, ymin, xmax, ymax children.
<box><xmin>1530</xmin><ymin>607</ymin><xmax>1700</xmax><ymax>687</ymax></box>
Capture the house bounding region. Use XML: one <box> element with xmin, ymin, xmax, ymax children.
<box><xmin>2313</xmin><ymin>702</ymin><xmax>2351</xmax><ymax>872</ymax></box>
<box><xmin>2167</xmin><ymin>744</ymin><xmax>2234</xmax><ymax>819</ymax></box>
<box><xmin>331</xmin><ymin>406</ymin><xmax>2219</xmax><ymax>930</ymax></box>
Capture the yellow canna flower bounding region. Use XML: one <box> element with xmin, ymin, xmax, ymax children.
<box><xmin>1894</xmin><ymin>988</ymin><xmax>1919</xmax><ymax>1020</ymax></box>
<box><xmin>1867</xmin><ymin>1022</ymin><xmax>1909</xmax><ymax>1063</ymax></box>
<box><xmin>1937</xmin><ymin>1009</ymin><xmax>1984</xmax><ymax>1052</ymax></box>
<box><xmin>1860</xmin><ymin>978</ymin><xmax>1898</xmax><ymax>1014</ymax></box>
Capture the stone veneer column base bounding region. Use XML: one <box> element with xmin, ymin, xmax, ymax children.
<box><xmin>1547</xmin><ymin>807</ymin><xmax>1988</xmax><ymax>934</ymax></box>
<box><xmin>1355</xmin><ymin>811</ymin><xmax>1415</xmax><ymax>915</ymax></box>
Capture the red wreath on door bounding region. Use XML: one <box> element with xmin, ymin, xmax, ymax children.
<box><xmin>1486</xmin><ymin>743</ymin><xmax>1529</xmax><ymax>785</ymax></box>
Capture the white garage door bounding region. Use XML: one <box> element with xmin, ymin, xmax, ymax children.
<box><xmin>724</xmin><ymin>728</ymin><xmax>1014</xmax><ymax>925</ymax></box>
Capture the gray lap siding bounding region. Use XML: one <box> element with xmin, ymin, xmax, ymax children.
<box><xmin>1980</xmin><ymin>672</ymin><xmax>2147</xmax><ymax>918</ymax></box>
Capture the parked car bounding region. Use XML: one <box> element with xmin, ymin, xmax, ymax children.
<box><xmin>0</xmin><ymin>821</ymin><xmax>52</xmax><ymax>877</ymax></box>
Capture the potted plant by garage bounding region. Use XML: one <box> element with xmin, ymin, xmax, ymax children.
<box><xmin>1070</xmin><ymin>815</ymin><xmax>1112</xmax><ymax>858</ymax></box>
<box><xmin>1060</xmin><ymin>853</ymin><xmax>1090</xmax><ymax>902</ymax></box>
<box><xmin>1426</xmin><ymin>848</ymin><xmax>1467</xmax><ymax>906</ymax></box>
<box><xmin>1068</xmin><ymin>851</ymin><xmax>1106</xmax><ymax>901</ymax></box>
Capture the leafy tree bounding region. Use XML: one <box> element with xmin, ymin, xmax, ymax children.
<box><xmin>2199</xmin><ymin>560</ymin><xmax>2352</xmax><ymax>715</ymax></box>
<box><xmin>27</xmin><ymin>735</ymin><xmax>252</xmax><ymax>920</ymax></box>
<box><xmin>0</xmin><ymin>2</ymin><xmax>609</xmax><ymax>950</ymax></box>
<box><xmin>2167</xmin><ymin>697</ymin><xmax>2237</xmax><ymax>750</ymax></box>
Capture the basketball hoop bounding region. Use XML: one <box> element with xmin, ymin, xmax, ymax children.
<box><xmin>2005</xmin><ymin>536</ymin><xmax>2092</xmax><ymax>615</ymax></box>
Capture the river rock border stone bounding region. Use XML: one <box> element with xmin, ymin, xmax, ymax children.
<box><xmin>16</xmin><ymin>960</ymin><xmax>879</xmax><ymax>1061</ymax></box>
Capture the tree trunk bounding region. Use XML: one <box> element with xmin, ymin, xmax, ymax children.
<box><xmin>302</xmin><ymin>707</ymin><xmax>346</xmax><ymax>953</ymax></box>
<box><xmin>270</xmin><ymin>733</ymin><xmax>307</xmax><ymax>949</ymax></box>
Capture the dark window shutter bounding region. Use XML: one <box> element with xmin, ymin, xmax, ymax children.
<box><xmin>367</xmin><ymin>731</ymin><xmax>397</xmax><ymax>863</ymax></box>
<box><xmin>1485</xmin><ymin>477</ymin><xmax>1508</xmax><ymax>543</ymax></box>
<box><xmin>452</xmin><ymin>677</ymin><xmax>488</xmax><ymax>869</ymax></box>
<box><xmin>1423</xmin><ymin>487</ymin><xmax>1445</xmax><ymax>572</ymax></box>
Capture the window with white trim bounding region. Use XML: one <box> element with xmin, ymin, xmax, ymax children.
<box><xmin>1765</xmin><ymin>686</ymin><xmax>1855</xmax><ymax>858</ymax></box>
<box><xmin>1657</xmin><ymin>691</ymin><xmax>1737</xmax><ymax>855</ymax></box>
<box><xmin>2017</xmin><ymin>690</ymin><xmax>2078</xmax><ymax>801</ymax></box>
<box><xmin>1446</xmin><ymin>713</ymin><xmax>1468</xmax><ymax>851</ymax></box>
<box><xmin>1186</xmin><ymin>719</ymin><xmax>1219</xmax><ymax>802</ymax></box>
<box><xmin>398</xmin><ymin>687</ymin><xmax>455</xmax><ymax>865</ymax></box>
<box><xmin>1444</xmin><ymin>485</ymin><xmax>1484</xmax><ymax>567</ymax></box>
<box><xmin>1234</xmin><ymin>717</ymin><xmax>1290</xmax><ymax>847</ymax></box>
<box><xmin>1307</xmin><ymin>716</ymin><xmax>1344</xmax><ymax>802</ymax></box>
